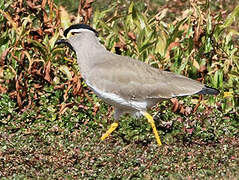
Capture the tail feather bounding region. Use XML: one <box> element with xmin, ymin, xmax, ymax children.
<box><xmin>196</xmin><ymin>86</ymin><xmax>219</xmax><ymax>95</ymax></box>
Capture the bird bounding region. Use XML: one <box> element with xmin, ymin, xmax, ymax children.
<box><xmin>55</xmin><ymin>24</ymin><xmax>219</xmax><ymax>147</ymax></box>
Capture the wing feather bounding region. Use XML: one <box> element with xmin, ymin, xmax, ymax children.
<box><xmin>87</xmin><ymin>52</ymin><xmax>204</xmax><ymax>100</ymax></box>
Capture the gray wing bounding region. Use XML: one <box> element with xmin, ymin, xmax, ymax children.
<box><xmin>87</xmin><ymin>52</ymin><xmax>205</xmax><ymax>100</ymax></box>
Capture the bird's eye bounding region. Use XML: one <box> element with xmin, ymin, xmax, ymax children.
<box><xmin>71</xmin><ymin>32</ymin><xmax>80</xmax><ymax>36</ymax></box>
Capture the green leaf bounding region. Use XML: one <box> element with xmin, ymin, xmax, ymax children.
<box><xmin>212</xmin><ymin>70</ymin><xmax>224</xmax><ymax>88</ymax></box>
<box><xmin>29</xmin><ymin>39</ymin><xmax>48</xmax><ymax>57</ymax></box>
<box><xmin>59</xmin><ymin>65</ymin><xmax>72</xmax><ymax>80</ymax></box>
<box><xmin>215</xmin><ymin>5</ymin><xmax>239</xmax><ymax>39</ymax></box>
<box><xmin>59</xmin><ymin>6</ymin><xmax>71</xmax><ymax>30</ymax></box>
<box><xmin>139</xmin><ymin>40</ymin><xmax>156</xmax><ymax>53</ymax></box>
<box><xmin>155</xmin><ymin>30</ymin><xmax>167</xmax><ymax>56</ymax></box>
<box><xmin>49</xmin><ymin>31</ymin><xmax>59</xmax><ymax>49</ymax></box>
<box><xmin>222</xmin><ymin>5</ymin><xmax>239</xmax><ymax>29</ymax></box>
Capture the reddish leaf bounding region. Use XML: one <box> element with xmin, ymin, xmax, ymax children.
<box><xmin>199</xmin><ymin>65</ymin><xmax>207</xmax><ymax>73</ymax></box>
<box><xmin>54</xmin><ymin>84</ymin><xmax>66</xmax><ymax>90</ymax></box>
<box><xmin>186</xmin><ymin>128</ymin><xmax>194</xmax><ymax>134</ymax></box>
<box><xmin>83</xmin><ymin>89</ymin><xmax>93</xmax><ymax>104</ymax></box>
<box><xmin>179</xmin><ymin>106</ymin><xmax>185</xmax><ymax>114</ymax></box>
<box><xmin>24</xmin><ymin>95</ymin><xmax>32</xmax><ymax>111</ymax></box>
<box><xmin>41</xmin><ymin>0</ymin><xmax>47</xmax><ymax>9</ymax></box>
<box><xmin>92</xmin><ymin>104</ymin><xmax>99</xmax><ymax>116</ymax></box>
<box><xmin>72</xmin><ymin>75</ymin><xmax>82</xmax><ymax>96</ymax></box>
<box><xmin>0</xmin><ymin>9</ymin><xmax>19</xmax><ymax>34</ymax></box>
<box><xmin>48</xmin><ymin>0</ymin><xmax>53</xmax><ymax>12</ymax></box>
<box><xmin>87</xmin><ymin>7</ymin><xmax>93</xmax><ymax>21</ymax></box>
<box><xmin>128</xmin><ymin>32</ymin><xmax>136</xmax><ymax>40</ymax></box>
<box><xmin>30</xmin><ymin>28</ymin><xmax>44</xmax><ymax>39</ymax></box>
<box><xmin>44</xmin><ymin>61</ymin><xmax>51</xmax><ymax>82</ymax></box>
<box><xmin>193</xmin><ymin>26</ymin><xmax>204</xmax><ymax>48</ymax></box>
<box><xmin>16</xmin><ymin>79</ymin><xmax>21</xmax><ymax>91</ymax></box>
<box><xmin>64</xmin><ymin>84</ymin><xmax>73</xmax><ymax>101</ymax></box>
<box><xmin>177</xmin><ymin>117</ymin><xmax>183</xmax><ymax>123</ymax></box>
<box><xmin>17</xmin><ymin>92</ymin><xmax>22</xmax><ymax>108</ymax></box>
<box><xmin>84</xmin><ymin>0</ymin><xmax>94</xmax><ymax>8</ymax></box>
<box><xmin>78</xmin><ymin>0</ymin><xmax>94</xmax><ymax>23</ymax></box>
<box><xmin>59</xmin><ymin>102</ymin><xmax>74</xmax><ymax>115</ymax></box>
<box><xmin>43</xmin><ymin>10</ymin><xmax>49</xmax><ymax>24</ymax></box>
<box><xmin>0</xmin><ymin>48</ymin><xmax>10</xmax><ymax>66</ymax></box>
<box><xmin>170</xmin><ymin>98</ymin><xmax>179</xmax><ymax>112</ymax></box>
<box><xmin>78</xmin><ymin>104</ymin><xmax>89</xmax><ymax>110</ymax></box>
<box><xmin>231</xmin><ymin>156</ymin><xmax>236</xmax><ymax>160</ymax></box>
<box><xmin>0</xmin><ymin>85</ymin><xmax>7</xmax><ymax>94</ymax></box>
<box><xmin>166</xmin><ymin>41</ymin><xmax>180</xmax><ymax>59</ymax></box>
<box><xmin>9</xmin><ymin>91</ymin><xmax>17</xmax><ymax>98</ymax></box>
<box><xmin>168</xmin><ymin>42</ymin><xmax>180</xmax><ymax>51</ymax></box>
<box><xmin>44</xmin><ymin>28</ymin><xmax>54</xmax><ymax>34</ymax></box>
<box><xmin>193</xmin><ymin>95</ymin><xmax>202</xmax><ymax>113</ymax></box>
<box><xmin>26</xmin><ymin>0</ymin><xmax>41</xmax><ymax>9</ymax></box>
<box><xmin>34</xmin><ymin>84</ymin><xmax>42</xmax><ymax>89</ymax></box>
<box><xmin>19</xmin><ymin>51</ymin><xmax>25</xmax><ymax>66</ymax></box>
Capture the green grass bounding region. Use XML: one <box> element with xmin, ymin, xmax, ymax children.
<box><xmin>1</xmin><ymin>124</ymin><xmax>238</xmax><ymax>178</ymax></box>
<box><xmin>0</xmin><ymin>0</ymin><xmax>239</xmax><ymax>178</ymax></box>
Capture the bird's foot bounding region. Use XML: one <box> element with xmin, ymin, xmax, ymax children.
<box><xmin>142</xmin><ymin>111</ymin><xmax>162</xmax><ymax>147</ymax></box>
<box><xmin>101</xmin><ymin>122</ymin><xmax>119</xmax><ymax>140</ymax></box>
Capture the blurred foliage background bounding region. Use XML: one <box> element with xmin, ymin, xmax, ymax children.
<box><xmin>0</xmin><ymin>0</ymin><xmax>239</xmax><ymax>178</ymax></box>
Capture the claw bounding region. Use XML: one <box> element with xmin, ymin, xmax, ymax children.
<box><xmin>141</xmin><ymin>111</ymin><xmax>162</xmax><ymax>146</ymax></box>
<box><xmin>101</xmin><ymin>122</ymin><xmax>119</xmax><ymax>140</ymax></box>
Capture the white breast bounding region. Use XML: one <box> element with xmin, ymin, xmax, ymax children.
<box><xmin>86</xmin><ymin>81</ymin><xmax>147</xmax><ymax>111</ymax></box>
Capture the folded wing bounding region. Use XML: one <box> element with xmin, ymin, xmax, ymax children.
<box><xmin>87</xmin><ymin>52</ymin><xmax>216</xmax><ymax>101</ymax></box>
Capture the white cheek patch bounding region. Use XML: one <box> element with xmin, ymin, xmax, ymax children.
<box><xmin>67</xmin><ymin>29</ymin><xmax>95</xmax><ymax>38</ymax></box>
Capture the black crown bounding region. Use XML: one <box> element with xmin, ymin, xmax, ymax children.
<box><xmin>63</xmin><ymin>24</ymin><xmax>98</xmax><ymax>37</ymax></box>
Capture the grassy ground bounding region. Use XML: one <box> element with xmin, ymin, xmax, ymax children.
<box><xmin>1</xmin><ymin>127</ymin><xmax>238</xmax><ymax>178</ymax></box>
<box><xmin>0</xmin><ymin>0</ymin><xmax>239</xmax><ymax>178</ymax></box>
<box><xmin>0</xmin><ymin>112</ymin><xmax>239</xmax><ymax>179</ymax></box>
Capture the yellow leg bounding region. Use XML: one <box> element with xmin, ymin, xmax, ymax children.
<box><xmin>101</xmin><ymin>122</ymin><xmax>119</xmax><ymax>140</ymax></box>
<box><xmin>142</xmin><ymin>111</ymin><xmax>162</xmax><ymax>146</ymax></box>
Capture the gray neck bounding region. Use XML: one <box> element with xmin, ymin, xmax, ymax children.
<box><xmin>68</xmin><ymin>32</ymin><xmax>107</xmax><ymax>78</ymax></box>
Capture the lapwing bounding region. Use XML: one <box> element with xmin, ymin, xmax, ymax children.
<box><xmin>56</xmin><ymin>24</ymin><xmax>219</xmax><ymax>146</ymax></box>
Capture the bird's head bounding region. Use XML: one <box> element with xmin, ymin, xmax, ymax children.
<box><xmin>55</xmin><ymin>24</ymin><xmax>98</xmax><ymax>52</ymax></box>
